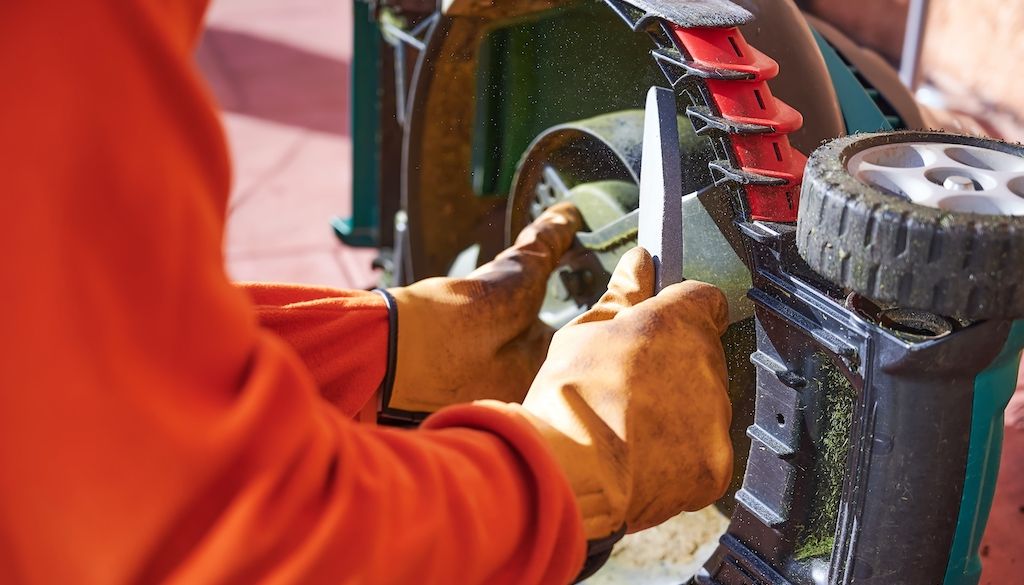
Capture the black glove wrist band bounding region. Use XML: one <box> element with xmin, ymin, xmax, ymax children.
<box><xmin>574</xmin><ymin>524</ymin><xmax>627</xmax><ymax>583</ymax></box>
<box><xmin>373</xmin><ymin>288</ymin><xmax>425</xmax><ymax>426</ymax></box>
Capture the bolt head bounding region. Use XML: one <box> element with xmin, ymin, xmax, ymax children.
<box><xmin>943</xmin><ymin>175</ymin><xmax>977</xmax><ymax>191</ymax></box>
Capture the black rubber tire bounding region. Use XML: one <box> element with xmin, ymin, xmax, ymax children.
<box><xmin>796</xmin><ymin>131</ymin><xmax>1024</xmax><ymax>321</ymax></box>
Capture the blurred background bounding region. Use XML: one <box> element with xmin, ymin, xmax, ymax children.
<box><xmin>197</xmin><ymin>0</ymin><xmax>1024</xmax><ymax>291</ymax></box>
<box><xmin>197</xmin><ymin>0</ymin><xmax>376</xmax><ymax>290</ymax></box>
<box><xmin>800</xmin><ymin>0</ymin><xmax>1024</xmax><ymax>139</ymax></box>
<box><xmin>195</xmin><ymin>1</ymin><xmax>1023</xmax><ymax>583</ymax></box>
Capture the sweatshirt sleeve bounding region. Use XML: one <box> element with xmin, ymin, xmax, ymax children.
<box><xmin>0</xmin><ymin>2</ymin><xmax>585</xmax><ymax>584</ymax></box>
<box><xmin>238</xmin><ymin>283</ymin><xmax>389</xmax><ymax>417</ymax></box>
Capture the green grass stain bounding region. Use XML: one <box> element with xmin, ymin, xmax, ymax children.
<box><xmin>794</xmin><ymin>355</ymin><xmax>856</xmax><ymax>561</ymax></box>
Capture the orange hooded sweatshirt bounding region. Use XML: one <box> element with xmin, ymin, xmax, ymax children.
<box><xmin>0</xmin><ymin>1</ymin><xmax>585</xmax><ymax>583</ymax></box>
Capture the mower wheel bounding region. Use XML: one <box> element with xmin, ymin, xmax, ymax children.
<box><xmin>797</xmin><ymin>131</ymin><xmax>1024</xmax><ymax>320</ymax></box>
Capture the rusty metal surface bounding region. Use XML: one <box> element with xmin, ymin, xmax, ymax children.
<box><xmin>381</xmin><ymin>0</ymin><xmax>440</xmax><ymax>14</ymax></box>
<box><xmin>606</xmin><ymin>0</ymin><xmax>753</xmax><ymax>30</ymax></box>
<box><xmin>400</xmin><ymin>0</ymin><xmax>842</xmax><ymax>278</ymax></box>
<box><xmin>443</xmin><ymin>0</ymin><xmax>574</xmax><ymax>19</ymax></box>
<box><xmin>402</xmin><ymin>1</ymin><xmax>599</xmax><ymax>280</ymax></box>
<box><xmin>401</xmin><ymin>16</ymin><xmax>500</xmax><ymax>280</ymax></box>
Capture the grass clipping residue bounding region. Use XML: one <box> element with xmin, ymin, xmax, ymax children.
<box><xmin>795</xmin><ymin>355</ymin><xmax>857</xmax><ymax>561</ymax></box>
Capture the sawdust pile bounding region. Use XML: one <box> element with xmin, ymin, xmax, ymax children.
<box><xmin>583</xmin><ymin>507</ymin><xmax>728</xmax><ymax>585</ymax></box>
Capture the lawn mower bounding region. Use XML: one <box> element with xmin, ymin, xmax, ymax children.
<box><xmin>337</xmin><ymin>1</ymin><xmax>1024</xmax><ymax>583</ymax></box>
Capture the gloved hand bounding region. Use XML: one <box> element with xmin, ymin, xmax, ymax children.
<box><xmin>479</xmin><ymin>247</ymin><xmax>733</xmax><ymax>539</ymax></box>
<box><xmin>380</xmin><ymin>202</ymin><xmax>582</xmax><ymax>418</ymax></box>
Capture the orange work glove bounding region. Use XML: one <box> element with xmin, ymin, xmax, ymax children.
<box><xmin>379</xmin><ymin>202</ymin><xmax>582</xmax><ymax>419</ymax></box>
<box><xmin>480</xmin><ymin>247</ymin><xmax>733</xmax><ymax>540</ymax></box>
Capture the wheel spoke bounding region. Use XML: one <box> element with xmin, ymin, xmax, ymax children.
<box><xmin>855</xmin><ymin>160</ymin><xmax>926</xmax><ymax>175</ymax></box>
<box><xmin>850</xmin><ymin>141</ymin><xmax>1024</xmax><ymax>216</ymax></box>
<box><xmin>854</xmin><ymin>164</ymin><xmax>936</xmax><ymax>203</ymax></box>
<box><xmin>849</xmin><ymin>142</ymin><xmax>935</xmax><ymax>169</ymax></box>
<box><xmin>941</xmin><ymin>144</ymin><xmax>1024</xmax><ymax>172</ymax></box>
<box><xmin>989</xmin><ymin>194</ymin><xmax>1024</xmax><ymax>215</ymax></box>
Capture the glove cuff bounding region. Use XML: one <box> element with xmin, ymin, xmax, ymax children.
<box><xmin>372</xmin><ymin>288</ymin><xmax>425</xmax><ymax>426</ymax></box>
<box><xmin>575</xmin><ymin>525</ymin><xmax>626</xmax><ymax>583</ymax></box>
<box><xmin>461</xmin><ymin>401</ymin><xmax>626</xmax><ymax>581</ymax></box>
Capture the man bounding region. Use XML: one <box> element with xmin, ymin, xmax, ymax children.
<box><xmin>0</xmin><ymin>1</ymin><xmax>732</xmax><ymax>583</ymax></box>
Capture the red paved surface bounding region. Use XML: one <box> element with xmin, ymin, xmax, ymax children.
<box><xmin>197</xmin><ymin>0</ymin><xmax>1022</xmax><ymax>581</ymax></box>
<box><xmin>197</xmin><ymin>0</ymin><xmax>378</xmax><ymax>290</ymax></box>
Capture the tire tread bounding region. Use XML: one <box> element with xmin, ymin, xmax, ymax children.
<box><xmin>796</xmin><ymin>132</ymin><xmax>1024</xmax><ymax>320</ymax></box>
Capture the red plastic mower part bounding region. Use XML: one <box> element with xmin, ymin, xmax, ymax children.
<box><xmin>672</xmin><ymin>26</ymin><xmax>808</xmax><ymax>222</ymax></box>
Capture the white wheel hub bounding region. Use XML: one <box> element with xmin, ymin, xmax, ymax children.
<box><xmin>847</xmin><ymin>141</ymin><xmax>1024</xmax><ymax>215</ymax></box>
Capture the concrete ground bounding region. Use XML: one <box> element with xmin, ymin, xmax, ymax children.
<box><xmin>197</xmin><ymin>0</ymin><xmax>1022</xmax><ymax>582</ymax></box>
